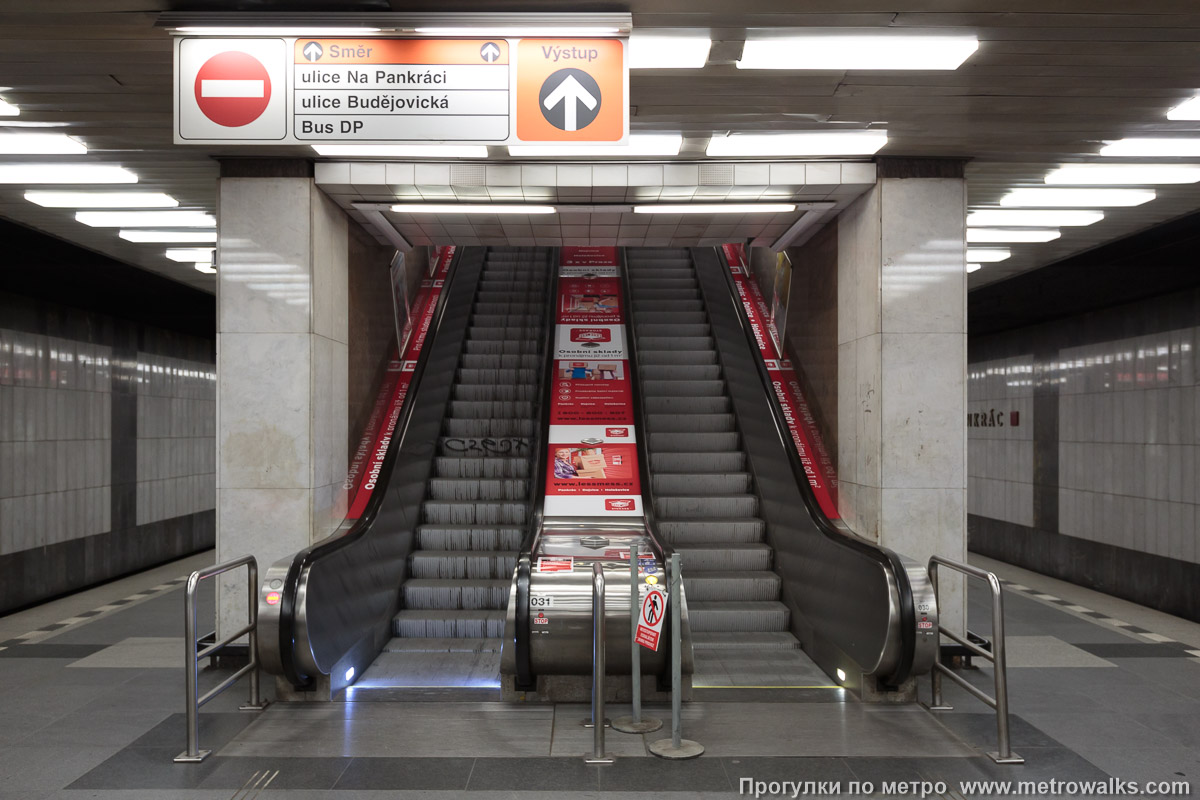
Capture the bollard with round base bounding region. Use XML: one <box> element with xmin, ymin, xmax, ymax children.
<box><xmin>612</xmin><ymin>714</ymin><xmax>662</xmax><ymax>734</ymax></box>
<box><xmin>613</xmin><ymin>545</ymin><xmax>663</xmax><ymax>735</ymax></box>
<box><xmin>649</xmin><ymin>737</ymin><xmax>705</xmax><ymax>759</ymax></box>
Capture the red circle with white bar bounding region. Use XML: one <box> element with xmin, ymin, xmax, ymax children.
<box><xmin>194</xmin><ymin>51</ymin><xmax>272</xmax><ymax>127</ymax></box>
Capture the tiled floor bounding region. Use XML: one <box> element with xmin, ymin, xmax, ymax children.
<box><xmin>0</xmin><ymin>549</ymin><xmax>1197</xmax><ymax>798</ymax></box>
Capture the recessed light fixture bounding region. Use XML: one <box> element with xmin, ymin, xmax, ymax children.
<box><xmin>194</xmin><ymin>262</ymin><xmax>217</xmax><ymax>274</ymax></box>
<box><xmin>1045</xmin><ymin>165</ymin><xmax>1200</xmax><ymax>185</ymax></box>
<box><xmin>1000</xmin><ymin>188</ymin><xmax>1154</xmax><ymax>208</ymax></box>
<box><xmin>165</xmin><ymin>247</ymin><xmax>215</xmax><ymax>263</ymax></box>
<box><xmin>25</xmin><ymin>191</ymin><xmax>178</xmax><ymax>208</ymax></box>
<box><xmin>967</xmin><ymin>263</ymin><xmax>983</xmax><ymax>273</ymax></box>
<box><xmin>0</xmin><ymin>164</ymin><xmax>137</xmax><ymax>184</ymax></box>
<box><xmin>311</xmin><ymin>144</ymin><xmax>488</xmax><ymax>158</ymax></box>
<box><xmin>706</xmin><ymin>131</ymin><xmax>886</xmax><ymax>157</ymax></box>
<box><xmin>967</xmin><ymin>209</ymin><xmax>1104</xmax><ymax>227</ymax></box>
<box><xmin>175</xmin><ymin>26</ymin><xmax>381</xmax><ymax>36</ymax></box>
<box><xmin>0</xmin><ymin>133</ymin><xmax>86</xmax><ymax>155</ymax></box>
<box><xmin>737</xmin><ymin>34</ymin><xmax>978</xmax><ymax>70</ymax></box>
<box><xmin>413</xmin><ymin>26</ymin><xmax>621</xmax><ymax>37</ymax></box>
<box><xmin>508</xmin><ymin>135</ymin><xmax>683</xmax><ymax>157</ymax></box>
<box><xmin>120</xmin><ymin>230</ymin><xmax>217</xmax><ymax>243</ymax></box>
<box><xmin>836</xmin><ymin>668</ymin><xmax>847</xmax><ymax>682</ymax></box>
<box><xmin>76</xmin><ymin>210</ymin><xmax>215</xmax><ymax>227</ymax></box>
<box><xmin>0</xmin><ymin>96</ymin><xmax>17</xmax><ymax>116</ymax></box>
<box><xmin>389</xmin><ymin>204</ymin><xmax>556</xmax><ymax>214</ymax></box>
<box><xmin>967</xmin><ymin>228</ymin><xmax>1061</xmax><ymax>243</ymax></box>
<box><xmin>1167</xmin><ymin>96</ymin><xmax>1200</xmax><ymax>120</ymax></box>
<box><xmin>967</xmin><ymin>248</ymin><xmax>1012</xmax><ymax>262</ymax></box>
<box><xmin>629</xmin><ymin>34</ymin><xmax>711</xmax><ymax>69</ymax></box>
<box><xmin>634</xmin><ymin>203</ymin><xmax>796</xmax><ymax>214</ymax></box>
<box><xmin>1099</xmin><ymin>138</ymin><xmax>1200</xmax><ymax>158</ymax></box>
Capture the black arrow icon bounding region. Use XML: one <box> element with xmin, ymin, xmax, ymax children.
<box><xmin>302</xmin><ymin>42</ymin><xmax>323</xmax><ymax>62</ymax></box>
<box><xmin>480</xmin><ymin>42</ymin><xmax>501</xmax><ymax>63</ymax></box>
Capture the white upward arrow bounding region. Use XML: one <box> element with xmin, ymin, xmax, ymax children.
<box><xmin>481</xmin><ymin>43</ymin><xmax>501</xmax><ymax>62</ymax></box>
<box><xmin>303</xmin><ymin>42</ymin><xmax>322</xmax><ymax>61</ymax></box>
<box><xmin>542</xmin><ymin>74</ymin><xmax>597</xmax><ymax>132</ymax></box>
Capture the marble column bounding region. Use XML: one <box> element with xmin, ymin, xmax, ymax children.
<box><xmin>836</xmin><ymin>159</ymin><xmax>969</xmax><ymax>636</ymax></box>
<box><xmin>215</xmin><ymin>165</ymin><xmax>349</xmax><ymax>635</ymax></box>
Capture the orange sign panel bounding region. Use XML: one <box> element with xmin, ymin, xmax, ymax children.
<box><xmin>516</xmin><ymin>39</ymin><xmax>625</xmax><ymax>142</ymax></box>
<box><xmin>293</xmin><ymin>38</ymin><xmax>509</xmax><ymax>65</ymax></box>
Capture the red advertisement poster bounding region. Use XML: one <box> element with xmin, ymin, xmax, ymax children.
<box><xmin>557</xmin><ymin>276</ymin><xmax>623</xmax><ymax>324</ymax></box>
<box><xmin>549</xmin><ymin>360</ymin><xmax>634</xmax><ymax>425</ymax></box>
<box><xmin>543</xmin><ymin>424</ymin><xmax>641</xmax><ymax>517</ymax></box>
<box><xmin>560</xmin><ymin>246</ymin><xmax>618</xmax><ymax>267</ymax></box>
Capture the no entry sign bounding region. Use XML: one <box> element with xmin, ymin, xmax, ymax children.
<box><xmin>194</xmin><ymin>51</ymin><xmax>272</xmax><ymax>127</ymax></box>
<box><xmin>177</xmin><ymin>38</ymin><xmax>287</xmax><ymax>141</ymax></box>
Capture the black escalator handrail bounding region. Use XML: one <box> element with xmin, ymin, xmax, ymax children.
<box><xmin>514</xmin><ymin>247</ymin><xmax>560</xmax><ymax>690</ymax></box>
<box><xmin>617</xmin><ymin>247</ymin><xmax>672</xmax><ymax>564</ymax></box>
<box><xmin>277</xmin><ymin>248</ymin><xmax>464</xmax><ymax>690</ymax></box>
<box><xmin>708</xmin><ymin>246</ymin><xmax>917</xmax><ymax>688</ymax></box>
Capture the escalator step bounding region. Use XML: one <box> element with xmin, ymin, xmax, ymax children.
<box><xmin>438</xmin><ymin>438</ymin><xmax>534</xmax><ymax>458</ymax></box>
<box><xmin>690</xmin><ymin>631</ymin><xmax>800</xmax><ymax>650</ymax></box>
<box><xmin>687</xmin><ymin>601</ymin><xmax>790</xmax><ymax>633</ymax></box>
<box><xmin>468</xmin><ymin>327</ymin><xmax>541</xmax><ymax>342</ymax></box>
<box><xmin>416</xmin><ymin>525</ymin><xmax>525</xmax><ymax>551</ymax></box>
<box><xmin>474</xmin><ymin>302</ymin><xmax>542</xmax><ymax>314</ymax></box>
<box><xmin>646</xmin><ymin>412</ymin><xmax>734</xmax><ymax>433</ymax></box>
<box><xmin>422</xmin><ymin>501</ymin><xmax>528</xmax><ymax>525</ymax></box>
<box><xmin>472</xmin><ymin>314</ymin><xmax>541</xmax><ymax>327</ymax></box>
<box><xmin>428</xmin><ymin>478</ymin><xmax>529</xmax><ymax>501</ymax></box>
<box><xmin>632</xmin><ymin>288</ymin><xmax>700</xmax><ymax>301</ymax></box>
<box><xmin>648</xmin><ymin>431</ymin><xmax>740</xmax><ymax>452</ymax></box>
<box><xmin>435</xmin><ymin>457</ymin><xmax>530</xmax><ymax>479</ymax></box>
<box><xmin>443</xmin><ymin>418</ymin><xmax>536</xmax><ymax>438</ymax></box>
<box><xmin>403</xmin><ymin>578</ymin><xmax>511</xmax><ymax>609</ymax></box>
<box><xmin>658</xmin><ymin>517</ymin><xmax>765</xmax><ymax>544</ymax></box>
<box><xmin>629</xmin><ymin>278</ymin><xmax>698</xmax><ymax>290</ymax></box>
<box><xmin>637</xmin><ymin>349</ymin><xmax>716</xmax><ymax>366</ymax></box>
<box><xmin>642</xmin><ymin>379</ymin><xmax>725</xmax><ymax>397</ymax></box>
<box><xmin>640</xmin><ymin>364</ymin><xmax>722</xmax><ymax>381</ymax></box>
<box><xmin>409</xmin><ymin>550</ymin><xmax>517</xmax><ymax>579</ymax></box>
<box><xmin>633</xmin><ymin>299</ymin><xmax>704</xmax><ymax>312</ymax></box>
<box><xmin>449</xmin><ymin>400</ymin><xmax>535</xmax><ymax>419</ymax></box>
<box><xmin>638</xmin><ymin>336</ymin><xmax>713</xmax><ymax>351</ymax></box>
<box><xmin>456</xmin><ymin>368</ymin><xmax>539</xmax><ymax>384</ymax></box>
<box><xmin>652</xmin><ymin>472</ymin><xmax>752</xmax><ymax>495</ymax></box>
<box><xmin>656</xmin><ymin>495</ymin><xmax>759</xmax><ymax>519</ymax></box>
<box><xmin>381</xmin><ymin>637</ymin><xmax>503</xmax><ymax>654</ymax></box>
<box><xmin>671</xmin><ymin>542</ymin><xmax>771</xmax><ymax>571</ymax></box>
<box><xmin>393</xmin><ymin>610</ymin><xmax>506</xmax><ymax>639</ymax></box>
<box><xmin>684</xmin><ymin>571</ymin><xmax>781</xmax><ymax>602</ymax></box>
<box><xmin>644</xmin><ymin>396</ymin><xmax>730</xmax><ymax>415</ymax></box>
<box><xmin>452</xmin><ymin>384</ymin><xmax>538</xmax><ymax>402</ymax></box>
<box><xmin>460</xmin><ymin>354</ymin><xmax>542</xmax><ymax>370</ymax></box>
<box><xmin>464</xmin><ymin>340</ymin><xmax>541</xmax><ymax>355</ymax></box>
<box><xmin>633</xmin><ymin>311</ymin><xmax>707</xmax><ymax>325</ymax></box>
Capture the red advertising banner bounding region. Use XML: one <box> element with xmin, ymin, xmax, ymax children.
<box><xmin>549</xmin><ymin>360</ymin><xmax>633</xmax><ymax>425</ymax></box>
<box><xmin>722</xmin><ymin>243</ymin><xmax>840</xmax><ymax>519</ymax></box>
<box><xmin>344</xmin><ymin>246</ymin><xmax>453</xmax><ymax>519</ymax></box>
<box><xmin>560</xmin><ymin>246</ymin><xmax>619</xmax><ymax>268</ymax></box>
<box><xmin>557</xmin><ymin>276</ymin><xmax>623</xmax><ymax>324</ymax></box>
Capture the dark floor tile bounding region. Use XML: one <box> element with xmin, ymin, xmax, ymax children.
<box><xmin>198</xmin><ymin>755</ymin><xmax>351</xmax><ymax>790</ymax></box>
<box><xmin>468</xmin><ymin>757</ymin><xmax>600</xmax><ymax>791</ymax></box>
<box><xmin>127</xmin><ymin>712</ymin><xmax>256</xmax><ymax>751</ymax></box>
<box><xmin>67</xmin><ymin>746</ymin><xmax>219</xmax><ymax>790</ymax></box>
<box><xmin>843</xmin><ymin>756</ymin><xmax>936</xmax><ymax>787</ymax></box>
<box><xmin>1075</xmin><ymin>643</ymin><xmax>1190</xmax><ymax>659</ymax></box>
<box><xmin>930</xmin><ymin>713</ymin><xmax>1063</xmax><ymax>749</ymax></box>
<box><xmin>334</xmin><ymin>756</ymin><xmax>474</xmax><ymax>790</ymax></box>
<box><xmin>602</xmin><ymin>755</ymin><xmax>733</xmax><ymax>792</ymax></box>
<box><xmin>721</xmin><ymin>757</ymin><xmax>853</xmax><ymax>787</ymax></box>
<box><xmin>1127</xmin><ymin>713</ymin><xmax>1200</xmax><ymax>750</ymax></box>
<box><xmin>0</xmin><ymin>644</ymin><xmax>105</xmax><ymax>659</ymax></box>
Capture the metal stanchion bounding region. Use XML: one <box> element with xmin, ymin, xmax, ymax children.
<box><xmin>584</xmin><ymin>562</ymin><xmax>615</xmax><ymax>764</ymax></box>
<box><xmin>614</xmin><ymin>544</ymin><xmax>662</xmax><ymax>734</ymax></box>
<box><xmin>649</xmin><ymin>553</ymin><xmax>703</xmax><ymax>759</ymax></box>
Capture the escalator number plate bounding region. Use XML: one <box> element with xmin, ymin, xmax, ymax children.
<box><xmin>530</xmin><ymin>595</ymin><xmax>555</xmax><ymax>608</ymax></box>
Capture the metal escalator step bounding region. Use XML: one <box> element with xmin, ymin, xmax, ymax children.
<box><xmin>471</xmin><ymin>314</ymin><xmax>540</xmax><ymax>327</ymax></box>
<box><xmin>416</xmin><ymin>525</ymin><xmax>524</xmax><ymax>551</ymax></box>
<box><xmin>630</xmin><ymin>277</ymin><xmax>697</xmax><ymax>290</ymax></box>
<box><xmin>478</xmin><ymin>279</ymin><xmax>547</xmax><ymax>289</ymax></box>
<box><xmin>422</xmin><ymin>501</ymin><xmax>528</xmax><ymax>525</ymax></box>
<box><xmin>646</xmin><ymin>412</ymin><xmax>734</xmax><ymax>433</ymax></box>
<box><xmin>437</xmin><ymin>438</ymin><xmax>534</xmax><ymax>458</ymax></box>
<box><xmin>460</xmin><ymin>354</ymin><xmax>541</xmax><ymax>370</ymax></box>
<box><xmin>464</xmin><ymin>340</ymin><xmax>541</xmax><ymax>355</ymax></box>
<box><xmin>443</xmin><ymin>418</ymin><xmax>536</xmax><ymax>438</ymax></box>
<box><xmin>640</xmin><ymin>364</ymin><xmax>722</xmax><ymax>382</ymax></box>
<box><xmin>633</xmin><ymin>288</ymin><xmax>700</xmax><ymax>301</ymax></box>
<box><xmin>456</xmin><ymin>368</ymin><xmax>539</xmax><ymax>384</ymax></box>
<box><xmin>648</xmin><ymin>431</ymin><xmax>740</xmax><ymax>452</ymax></box>
<box><xmin>435</xmin><ymin>457</ymin><xmax>530</xmax><ymax>479</ymax></box>
<box><xmin>686</xmin><ymin>601</ymin><xmax>789</xmax><ymax>633</ymax></box>
<box><xmin>476</xmin><ymin>291</ymin><xmax>546</xmax><ymax>303</ymax></box>
<box><xmin>638</xmin><ymin>336</ymin><xmax>713</xmax><ymax>351</ymax></box>
<box><xmin>672</xmin><ymin>542</ymin><xmax>771</xmax><ymax>571</ymax></box>
<box><xmin>656</xmin><ymin>495</ymin><xmax>759</xmax><ymax>519</ymax></box>
<box><xmin>633</xmin><ymin>311</ymin><xmax>707</xmax><ymax>325</ymax></box>
<box><xmin>636</xmin><ymin>322</ymin><xmax>710</xmax><ymax>337</ymax></box>
<box><xmin>428</xmin><ymin>478</ymin><xmax>529</xmax><ymax>501</ymax></box>
<box><xmin>644</xmin><ymin>396</ymin><xmax>730</xmax><ymax>415</ymax></box>
<box><xmin>690</xmin><ymin>631</ymin><xmax>800</xmax><ymax>650</ymax></box>
<box><xmin>410</xmin><ymin>553</ymin><xmax>516</xmax><ymax>580</ymax></box>
<box><xmin>658</xmin><ymin>518</ymin><xmax>765</xmax><ymax>544</ymax></box>
<box><xmin>452</xmin><ymin>384</ymin><xmax>538</xmax><ymax>402</ymax></box>
<box><xmin>637</xmin><ymin>349</ymin><xmax>716</xmax><ymax>366</ymax></box>
<box><xmin>381</xmin><ymin>637</ymin><xmax>503</xmax><ymax>654</ymax></box>
<box><xmin>403</xmin><ymin>578</ymin><xmax>511</xmax><ymax>609</ymax></box>
<box><xmin>652</xmin><ymin>472</ymin><xmax>752</xmax><ymax>494</ymax></box>
<box><xmin>642</xmin><ymin>379</ymin><xmax>725</xmax><ymax>398</ymax></box>
<box><xmin>449</xmin><ymin>400</ymin><xmax>535</xmax><ymax>419</ymax></box>
<box><xmin>683</xmin><ymin>571</ymin><xmax>781</xmax><ymax>601</ymax></box>
<box><xmin>393</xmin><ymin>610</ymin><xmax>506</xmax><ymax>638</ymax></box>
<box><xmin>632</xmin><ymin>299</ymin><xmax>704</xmax><ymax>312</ymax></box>
<box><xmin>651</xmin><ymin>451</ymin><xmax>745</xmax><ymax>472</ymax></box>
<box><xmin>468</xmin><ymin>327</ymin><xmax>541</xmax><ymax>342</ymax></box>
<box><xmin>473</xmin><ymin>303</ymin><xmax>542</xmax><ymax>315</ymax></box>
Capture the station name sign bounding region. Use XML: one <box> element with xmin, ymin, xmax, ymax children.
<box><xmin>174</xmin><ymin>35</ymin><xmax>627</xmax><ymax>145</ymax></box>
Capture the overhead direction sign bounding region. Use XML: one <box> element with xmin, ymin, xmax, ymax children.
<box><xmin>174</xmin><ymin>34</ymin><xmax>627</xmax><ymax>145</ymax></box>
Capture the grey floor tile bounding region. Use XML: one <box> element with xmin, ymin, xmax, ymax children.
<box><xmin>1124</xmin><ymin>712</ymin><xmax>1200</xmax><ymax>749</ymax></box>
<box><xmin>0</xmin><ymin>744</ymin><xmax>121</xmax><ymax>791</ymax></box>
<box><xmin>467</xmin><ymin>757</ymin><xmax>601</xmax><ymax>791</ymax></box>
<box><xmin>26</xmin><ymin>708</ymin><xmax>170</xmax><ymax>748</ymax></box>
<box><xmin>67</xmin><ymin>746</ymin><xmax>220</xmax><ymax>790</ymax></box>
<box><xmin>130</xmin><ymin>711</ymin><xmax>258</xmax><ymax>751</ymax></box>
<box><xmin>1022</xmin><ymin>711</ymin><xmax>1180</xmax><ymax>751</ymax></box>
<box><xmin>719</xmin><ymin>757</ymin><xmax>851</xmax><ymax>790</ymax></box>
<box><xmin>197</xmin><ymin>755</ymin><xmax>352</xmax><ymax>790</ymax></box>
<box><xmin>601</xmin><ymin>756</ymin><xmax>734</xmax><ymax>792</ymax></box>
<box><xmin>334</xmin><ymin>757</ymin><xmax>474</xmax><ymax>790</ymax></box>
<box><xmin>1073</xmin><ymin>744</ymin><xmax>1200</xmax><ymax>788</ymax></box>
<box><xmin>927</xmin><ymin>713</ymin><xmax>1063</xmax><ymax>749</ymax></box>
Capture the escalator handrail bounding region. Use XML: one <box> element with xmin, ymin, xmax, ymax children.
<box><xmin>617</xmin><ymin>247</ymin><xmax>673</xmax><ymax>564</ymax></box>
<box><xmin>515</xmin><ymin>247</ymin><xmax>560</xmax><ymax>689</ymax></box>
<box><xmin>276</xmin><ymin>248</ymin><xmax>464</xmax><ymax>690</ymax></box>
<box><xmin>707</xmin><ymin>246</ymin><xmax>917</xmax><ymax>688</ymax></box>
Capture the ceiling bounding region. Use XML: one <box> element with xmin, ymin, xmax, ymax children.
<box><xmin>3</xmin><ymin>1</ymin><xmax>1200</xmax><ymax>294</ymax></box>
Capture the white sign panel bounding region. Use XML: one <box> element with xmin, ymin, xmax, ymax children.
<box><xmin>177</xmin><ymin>39</ymin><xmax>288</xmax><ymax>141</ymax></box>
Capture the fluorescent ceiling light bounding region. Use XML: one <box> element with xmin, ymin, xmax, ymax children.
<box><xmin>76</xmin><ymin>210</ymin><xmax>215</xmax><ymax>227</ymax></box>
<box><xmin>0</xmin><ymin>164</ymin><xmax>137</xmax><ymax>184</ymax></box>
<box><xmin>1100</xmin><ymin>138</ymin><xmax>1200</xmax><ymax>158</ymax></box>
<box><xmin>508</xmin><ymin>135</ymin><xmax>683</xmax><ymax>157</ymax></box>
<box><xmin>633</xmin><ymin>203</ymin><xmax>796</xmax><ymax>214</ymax></box>
<box><xmin>1044</xmin><ymin>165</ymin><xmax>1200</xmax><ymax>185</ymax></box>
<box><xmin>120</xmin><ymin>229</ymin><xmax>217</xmax><ymax>243</ymax></box>
<box><xmin>706</xmin><ymin>131</ymin><xmax>886</xmax><ymax>157</ymax></box>
<box><xmin>413</xmin><ymin>27</ymin><xmax>621</xmax><ymax>36</ymax></box>
<box><xmin>967</xmin><ymin>209</ymin><xmax>1104</xmax><ymax>227</ymax></box>
<box><xmin>166</xmin><ymin>248</ymin><xmax>215</xmax><ymax>263</ymax></box>
<box><xmin>737</xmin><ymin>34</ymin><xmax>978</xmax><ymax>70</ymax></box>
<box><xmin>0</xmin><ymin>133</ymin><xmax>86</xmax><ymax>155</ymax></box>
<box><xmin>1000</xmin><ymin>188</ymin><xmax>1155</xmax><ymax>208</ymax></box>
<box><xmin>966</xmin><ymin>263</ymin><xmax>983</xmax><ymax>273</ymax></box>
<box><xmin>967</xmin><ymin>228</ymin><xmax>1060</xmax><ymax>243</ymax></box>
<box><xmin>0</xmin><ymin>97</ymin><xmax>17</xmax><ymax>116</ymax></box>
<box><xmin>25</xmin><ymin>191</ymin><xmax>177</xmax><ymax>208</ymax></box>
<box><xmin>390</xmin><ymin>204</ymin><xmax>556</xmax><ymax>214</ymax></box>
<box><xmin>629</xmin><ymin>35</ymin><xmax>711</xmax><ymax>69</ymax></box>
<box><xmin>175</xmin><ymin>26</ymin><xmax>381</xmax><ymax>36</ymax></box>
<box><xmin>967</xmin><ymin>248</ymin><xmax>1011</xmax><ymax>263</ymax></box>
<box><xmin>1167</xmin><ymin>96</ymin><xmax>1200</xmax><ymax>120</ymax></box>
<box><xmin>195</xmin><ymin>262</ymin><xmax>217</xmax><ymax>274</ymax></box>
<box><xmin>311</xmin><ymin>144</ymin><xmax>487</xmax><ymax>158</ymax></box>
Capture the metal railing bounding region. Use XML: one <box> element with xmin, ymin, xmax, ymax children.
<box><xmin>175</xmin><ymin>555</ymin><xmax>269</xmax><ymax>763</ymax></box>
<box><xmin>924</xmin><ymin>555</ymin><xmax>1024</xmax><ymax>765</ymax></box>
<box><xmin>585</xmin><ymin>562</ymin><xmax>614</xmax><ymax>764</ymax></box>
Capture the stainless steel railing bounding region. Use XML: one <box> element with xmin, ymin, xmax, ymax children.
<box><xmin>923</xmin><ymin>555</ymin><xmax>1024</xmax><ymax>765</ymax></box>
<box><xmin>175</xmin><ymin>555</ymin><xmax>269</xmax><ymax>763</ymax></box>
<box><xmin>585</xmin><ymin>561</ymin><xmax>614</xmax><ymax>764</ymax></box>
